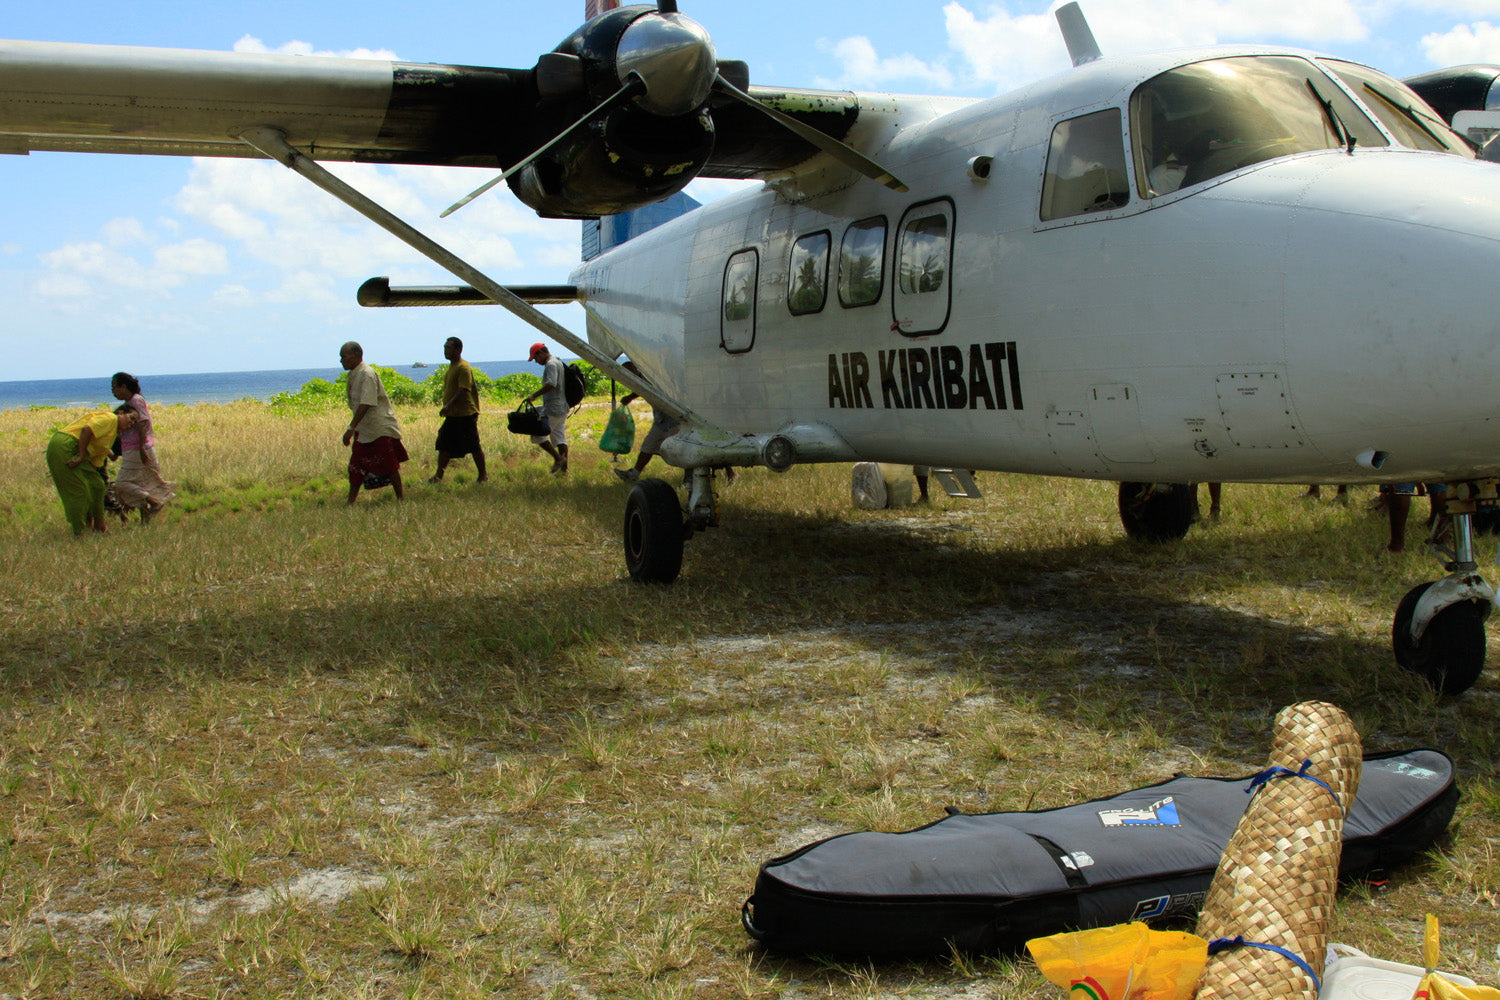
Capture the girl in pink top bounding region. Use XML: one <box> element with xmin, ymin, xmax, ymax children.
<box><xmin>110</xmin><ymin>372</ymin><xmax>176</xmax><ymax>522</ymax></box>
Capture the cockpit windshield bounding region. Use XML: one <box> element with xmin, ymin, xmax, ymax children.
<box><xmin>1131</xmin><ymin>56</ymin><xmax>1388</xmax><ymax>198</ymax></box>
<box><xmin>1322</xmin><ymin>60</ymin><xmax>1475</xmax><ymax>157</ymax></box>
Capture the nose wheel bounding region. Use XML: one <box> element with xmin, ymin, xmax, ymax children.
<box><xmin>1392</xmin><ymin>580</ymin><xmax>1489</xmax><ymax>695</ymax></box>
<box><xmin>1390</xmin><ymin>483</ymin><xmax>1497</xmax><ymax>695</ymax></box>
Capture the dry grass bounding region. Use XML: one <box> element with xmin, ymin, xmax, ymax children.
<box><xmin>1</xmin><ymin>400</ymin><xmax>1497</xmax><ymax>999</ymax></box>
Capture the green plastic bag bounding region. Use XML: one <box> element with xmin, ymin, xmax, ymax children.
<box><xmin>599</xmin><ymin>405</ymin><xmax>636</xmax><ymax>454</ymax></box>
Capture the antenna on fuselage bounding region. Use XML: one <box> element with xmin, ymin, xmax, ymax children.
<box><xmin>1055</xmin><ymin>2</ymin><xmax>1102</xmax><ymax>67</ymax></box>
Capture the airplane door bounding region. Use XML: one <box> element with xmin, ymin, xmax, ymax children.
<box><xmin>720</xmin><ymin>249</ymin><xmax>758</xmax><ymax>354</ymax></box>
<box><xmin>892</xmin><ymin>198</ymin><xmax>954</xmax><ymax>336</ymax></box>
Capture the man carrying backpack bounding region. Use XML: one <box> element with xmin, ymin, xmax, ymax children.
<box><xmin>522</xmin><ymin>342</ymin><xmax>569</xmax><ymax>475</ymax></box>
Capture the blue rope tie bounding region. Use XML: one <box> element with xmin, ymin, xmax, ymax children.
<box><xmin>1243</xmin><ymin>758</ymin><xmax>1343</xmax><ymax>813</ymax></box>
<box><xmin>1208</xmin><ymin>935</ymin><xmax>1322</xmax><ymax>993</ymax></box>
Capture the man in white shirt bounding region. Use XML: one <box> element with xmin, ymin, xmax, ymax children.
<box><xmin>340</xmin><ymin>341</ymin><xmax>408</xmax><ymax>503</ymax></box>
<box><xmin>522</xmin><ymin>342</ymin><xmax>569</xmax><ymax>474</ymax></box>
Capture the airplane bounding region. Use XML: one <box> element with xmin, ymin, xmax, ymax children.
<box><xmin>4</xmin><ymin>1</ymin><xmax>1500</xmax><ymax>695</ymax></box>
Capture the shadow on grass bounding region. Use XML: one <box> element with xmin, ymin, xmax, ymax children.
<box><xmin>8</xmin><ymin>485</ymin><xmax>1483</xmax><ymax>767</ymax></box>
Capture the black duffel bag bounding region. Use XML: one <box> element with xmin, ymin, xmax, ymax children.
<box><xmin>507</xmin><ymin>405</ymin><xmax>550</xmax><ymax>436</ymax></box>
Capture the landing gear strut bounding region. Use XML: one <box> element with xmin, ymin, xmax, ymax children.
<box><xmin>622</xmin><ymin>467</ymin><xmax>722</xmax><ymax>583</ymax></box>
<box><xmin>1391</xmin><ymin>480</ymin><xmax>1497</xmax><ymax>695</ymax></box>
<box><xmin>1118</xmin><ymin>482</ymin><xmax>1195</xmax><ymax>542</ymax></box>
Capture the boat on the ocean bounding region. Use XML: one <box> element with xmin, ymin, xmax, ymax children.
<box><xmin>411</xmin><ymin>362</ymin><xmax>428</xmax><ymax>369</ymax></box>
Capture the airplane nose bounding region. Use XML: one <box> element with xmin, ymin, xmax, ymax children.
<box><xmin>1280</xmin><ymin>153</ymin><xmax>1500</xmax><ymax>474</ymax></box>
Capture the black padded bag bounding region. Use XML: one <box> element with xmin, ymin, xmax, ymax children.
<box><xmin>742</xmin><ymin>748</ymin><xmax>1456</xmax><ymax>960</ymax></box>
<box><xmin>507</xmin><ymin>405</ymin><xmax>550</xmax><ymax>436</ymax></box>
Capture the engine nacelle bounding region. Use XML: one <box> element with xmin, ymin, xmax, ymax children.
<box><xmin>509</xmin><ymin>104</ymin><xmax>713</xmax><ymax>218</ymax></box>
<box><xmin>506</xmin><ymin>3</ymin><xmax>720</xmax><ymax>218</ymax></box>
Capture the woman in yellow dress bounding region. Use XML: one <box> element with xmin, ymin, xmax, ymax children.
<box><xmin>45</xmin><ymin>408</ymin><xmax>139</xmax><ymax>535</ymax></box>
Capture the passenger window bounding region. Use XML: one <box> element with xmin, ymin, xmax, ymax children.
<box><xmin>893</xmin><ymin>199</ymin><xmax>955</xmax><ymax>336</ymax></box>
<box><xmin>721</xmin><ymin>249</ymin><xmax>758</xmax><ymax>353</ymax></box>
<box><xmin>1040</xmin><ymin>109</ymin><xmax>1129</xmax><ymax>221</ymax></box>
<box><xmin>788</xmin><ymin>231</ymin><xmax>830</xmax><ymax>315</ymax></box>
<box><xmin>838</xmin><ymin>216</ymin><xmax>886</xmax><ymax>308</ymax></box>
<box><xmin>897</xmin><ymin>212</ymin><xmax>948</xmax><ymax>294</ymax></box>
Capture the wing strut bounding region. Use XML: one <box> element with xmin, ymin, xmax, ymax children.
<box><xmin>236</xmin><ymin>125</ymin><xmax>700</xmax><ymax>426</ymax></box>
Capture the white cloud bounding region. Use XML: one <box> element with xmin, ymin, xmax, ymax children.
<box><xmin>231</xmin><ymin>34</ymin><xmax>399</xmax><ymax>61</ymax></box>
<box><xmin>1399</xmin><ymin>1</ymin><xmax>1500</xmax><ymax>17</ymax></box>
<box><xmin>816</xmin><ymin>35</ymin><xmax>956</xmax><ymax>88</ymax></box>
<box><xmin>40</xmin><ymin>234</ymin><xmax>230</xmax><ymax>293</ymax></box>
<box><xmin>212</xmin><ymin>283</ymin><xmax>255</xmax><ymax>307</ymax></box>
<box><xmin>265</xmin><ymin>270</ymin><xmax>340</xmax><ymax>306</ymax></box>
<box><xmin>1421</xmin><ymin>20</ymin><xmax>1500</xmax><ymax>62</ymax></box>
<box><xmin>154</xmin><ymin>239</ymin><xmax>229</xmax><ymax>276</ymax></box>
<box><xmin>101</xmin><ymin>218</ymin><xmax>149</xmax><ymax>247</ymax></box>
<box><xmin>812</xmin><ymin>0</ymin><xmax>1377</xmax><ymax>94</ymax></box>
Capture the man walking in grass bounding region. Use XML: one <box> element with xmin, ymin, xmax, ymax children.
<box><xmin>340</xmin><ymin>341</ymin><xmax>408</xmax><ymax>504</ymax></box>
<box><xmin>521</xmin><ymin>341</ymin><xmax>569</xmax><ymax>474</ymax></box>
<box><xmin>429</xmin><ymin>336</ymin><xmax>487</xmax><ymax>484</ymax></box>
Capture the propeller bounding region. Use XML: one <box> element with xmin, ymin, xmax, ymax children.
<box><xmin>442</xmin><ymin>1</ymin><xmax>904</xmax><ymax>217</ymax></box>
<box><xmin>710</xmin><ymin>73</ymin><xmax>907</xmax><ymax>192</ymax></box>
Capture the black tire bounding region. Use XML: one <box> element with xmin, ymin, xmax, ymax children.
<box><xmin>1392</xmin><ymin>581</ymin><xmax>1489</xmax><ymax>695</ymax></box>
<box><xmin>1117</xmin><ymin>482</ymin><xmax>1195</xmax><ymax>542</ymax></box>
<box><xmin>624</xmin><ymin>478</ymin><xmax>684</xmax><ymax>584</ymax></box>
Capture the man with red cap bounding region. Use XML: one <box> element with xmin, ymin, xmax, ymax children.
<box><xmin>522</xmin><ymin>342</ymin><xmax>569</xmax><ymax>474</ymax></box>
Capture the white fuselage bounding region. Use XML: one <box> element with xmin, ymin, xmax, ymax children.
<box><xmin>574</xmin><ymin>46</ymin><xmax>1500</xmax><ymax>486</ymax></box>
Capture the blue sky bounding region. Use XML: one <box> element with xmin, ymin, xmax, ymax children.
<box><xmin>4</xmin><ymin>0</ymin><xmax>1500</xmax><ymax>380</ymax></box>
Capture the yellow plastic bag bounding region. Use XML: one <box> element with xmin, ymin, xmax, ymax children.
<box><xmin>1415</xmin><ymin>973</ymin><xmax>1500</xmax><ymax>1000</ymax></box>
<box><xmin>1412</xmin><ymin>914</ymin><xmax>1500</xmax><ymax>1000</ymax></box>
<box><xmin>1027</xmin><ymin>922</ymin><xmax>1208</xmax><ymax>1000</ymax></box>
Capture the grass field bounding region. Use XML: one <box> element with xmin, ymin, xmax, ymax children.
<box><xmin>2</xmin><ymin>399</ymin><xmax>1497</xmax><ymax>999</ymax></box>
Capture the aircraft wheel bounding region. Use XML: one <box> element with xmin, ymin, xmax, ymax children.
<box><xmin>624</xmin><ymin>478</ymin><xmax>684</xmax><ymax>584</ymax></box>
<box><xmin>1117</xmin><ymin>482</ymin><xmax>1194</xmax><ymax>542</ymax></box>
<box><xmin>1392</xmin><ymin>582</ymin><xmax>1488</xmax><ymax>695</ymax></box>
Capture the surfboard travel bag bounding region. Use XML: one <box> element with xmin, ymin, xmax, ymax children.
<box><xmin>742</xmin><ymin>748</ymin><xmax>1456</xmax><ymax>960</ymax></box>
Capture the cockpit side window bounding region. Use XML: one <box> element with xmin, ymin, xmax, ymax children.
<box><xmin>1040</xmin><ymin>109</ymin><xmax>1129</xmax><ymax>221</ymax></box>
<box><xmin>1131</xmin><ymin>55</ymin><xmax>1389</xmax><ymax>199</ymax></box>
<box><xmin>1324</xmin><ymin>60</ymin><xmax>1475</xmax><ymax>157</ymax></box>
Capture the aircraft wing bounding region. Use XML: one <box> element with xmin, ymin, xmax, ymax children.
<box><xmin>0</xmin><ymin>39</ymin><xmax>525</xmax><ymax>166</ymax></box>
<box><xmin>0</xmin><ymin>38</ymin><xmax>858</xmax><ymax>176</ymax></box>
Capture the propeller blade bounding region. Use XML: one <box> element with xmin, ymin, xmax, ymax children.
<box><xmin>712</xmin><ymin>74</ymin><xmax>907</xmax><ymax>192</ymax></box>
<box><xmin>441</xmin><ymin>72</ymin><xmax>648</xmax><ymax>218</ymax></box>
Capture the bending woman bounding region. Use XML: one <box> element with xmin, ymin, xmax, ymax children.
<box><xmin>46</xmin><ymin>408</ymin><xmax>139</xmax><ymax>535</ymax></box>
<box><xmin>110</xmin><ymin>372</ymin><xmax>176</xmax><ymax>522</ymax></box>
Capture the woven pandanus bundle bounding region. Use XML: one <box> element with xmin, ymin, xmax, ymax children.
<box><xmin>1194</xmin><ymin>701</ymin><xmax>1362</xmax><ymax>1000</ymax></box>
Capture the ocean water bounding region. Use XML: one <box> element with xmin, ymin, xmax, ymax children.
<box><xmin>0</xmin><ymin>361</ymin><xmax>533</xmax><ymax>410</ymax></box>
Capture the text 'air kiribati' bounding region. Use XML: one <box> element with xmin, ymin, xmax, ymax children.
<box><xmin>828</xmin><ymin>342</ymin><xmax>1023</xmax><ymax>410</ymax></box>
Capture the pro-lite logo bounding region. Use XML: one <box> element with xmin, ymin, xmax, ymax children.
<box><xmin>1098</xmin><ymin>796</ymin><xmax>1180</xmax><ymax>828</ymax></box>
<box><xmin>827</xmin><ymin>341</ymin><xmax>1022</xmax><ymax>410</ymax></box>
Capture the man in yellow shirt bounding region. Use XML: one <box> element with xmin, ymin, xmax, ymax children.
<box><xmin>45</xmin><ymin>408</ymin><xmax>139</xmax><ymax>535</ymax></box>
<box><xmin>429</xmin><ymin>337</ymin><xmax>487</xmax><ymax>484</ymax></box>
